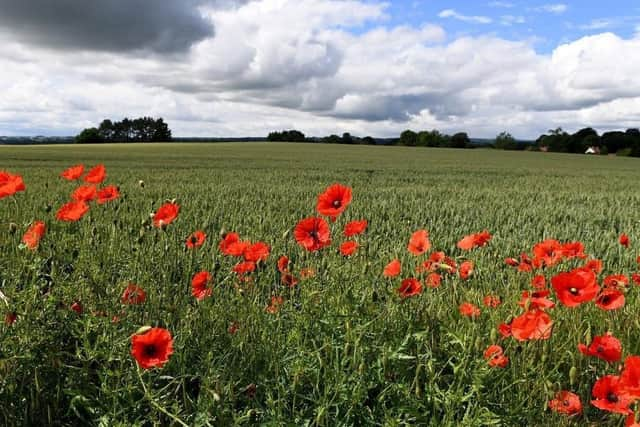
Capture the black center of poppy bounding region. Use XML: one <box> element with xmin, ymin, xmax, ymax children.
<box><xmin>190</xmin><ymin>236</ymin><xmax>198</xmax><ymax>244</ymax></box>
<box><xmin>309</xmin><ymin>230</ymin><xmax>318</xmax><ymax>239</ymax></box>
<box><xmin>607</xmin><ymin>392</ymin><xmax>618</xmax><ymax>403</ymax></box>
<box><xmin>569</xmin><ymin>287</ymin><xmax>579</xmax><ymax>295</ymax></box>
<box><xmin>601</xmin><ymin>296</ymin><xmax>611</xmax><ymax>304</ymax></box>
<box><xmin>597</xmin><ymin>345</ymin><xmax>604</xmax><ymax>353</ymax></box>
<box><xmin>563</xmin><ymin>400</ymin><xmax>570</xmax><ymax>406</ymax></box>
<box><xmin>144</xmin><ymin>344</ymin><xmax>157</xmax><ymax>357</ymax></box>
<box><xmin>332</xmin><ymin>200</ymin><xmax>341</xmax><ymax>208</ymax></box>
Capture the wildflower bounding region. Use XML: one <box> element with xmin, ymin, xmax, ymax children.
<box><xmin>191</xmin><ymin>271</ymin><xmax>212</xmax><ymax>300</ymax></box>
<box><xmin>316</xmin><ymin>183</ymin><xmax>352</xmax><ymax>220</ymax></box>
<box><xmin>344</xmin><ymin>220</ymin><xmax>367</xmax><ymax>237</ymax></box>
<box><xmin>131</xmin><ymin>327</ymin><xmax>174</xmax><ymax>369</ymax></box>
<box><xmin>185</xmin><ymin>230</ymin><xmax>206</xmax><ymax>249</ymax></box>
<box><xmin>407</xmin><ymin>229</ymin><xmax>430</xmax><ymax>255</ymax></box>
<box><xmin>83</xmin><ymin>164</ymin><xmax>106</xmax><ymax>184</ymax></box>
<box><xmin>56</xmin><ymin>200</ymin><xmax>90</xmax><ymax>222</ymax></box>
<box><xmin>383</xmin><ymin>259</ymin><xmax>401</xmax><ymax>277</ymax></box>
<box><xmin>121</xmin><ymin>284</ymin><xmax>146</xmax><ymax>305</ymax></box>
<box><xmin>60</xmin><ymin>164</ymin><xmax>84</xmax><ymax>180</ymax></box>
<box><xmin>21</xmin><ymin>221</ymin><xmax>46</xmax><ymax>250</ymax></box>
<box><xmin>397</xmin><ymin>278</ymin><xmax>422</xmax><ymax>298</ymax></box>
<box><xmin>294</xmin><ymin>217</ymin><xmax>331</xmax><ymax>251</ymax></box>
<box><xmin>152</xmin><ymin>202</ymin><xmax>179</xmax><ymax>228</ymax></box>
<box><xmin>551</xmin><ymin>268</ymin><xmax>599</xmax><ymax>307</ymax></box>
<box><xmin>340</xmin><ymin>240</ymin><xmax>358</xmax><ymax>256</ymax></box>
<box><xmin>549</xmin><ymin>391</ymin><xmax>582</xmax><ymax>416</ymax></box>
<box><xmin>484</xmin><ymin>344</ymin><xmax>509</xmax><ymax>368</ymax></box>
<box><xmin>459</xmin><ymin>302</ymin><xmax>480</xmax><ymax>318</ymax></box>
<box><xmin>578</xmin><ymin>333</ymin><xmax>622</xmax><ymax>363</ymax></box>
<box><xmin>97</xmin><ymin>185</ymin><xmax>120</xmax><ymax>204</ymax></box>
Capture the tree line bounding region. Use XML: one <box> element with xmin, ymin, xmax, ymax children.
<box><xmin>76</xmin><ymin>117</ymin><xmax>172</xmax><ymax>144</ymax></box>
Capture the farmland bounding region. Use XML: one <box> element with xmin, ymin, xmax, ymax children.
<box><xmin>1</xmin><ymin>142</ymin><xmax>640</xmax><ymax>426</ymax></box>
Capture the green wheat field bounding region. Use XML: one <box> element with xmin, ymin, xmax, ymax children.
<box><xmin>1</xmin><ymin>142</ymin><xmax>640</xmax><ymax>426</ymax></box>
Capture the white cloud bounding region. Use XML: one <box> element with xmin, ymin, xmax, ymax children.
<box><xmin>438</xmin><ymin>9</ymin><xmax>493</xmax><ymax>24</ymax></box>
<box><xmin>488</xmin><ymin>1</ymin><xmax>514</xmax><ymax>8</ymax></box>
<box><xmin>579</xmin><ymin>19</ymin><xmax>613</xmax><ymax>30</ymax></box>
<box><xmin>535</xmin><ymin>3</ymin><xmax>568</xmax><ymax>14</ymax></box>
<box><xmin>500</xmin><ymin>15</ymin><xmax>526</xmax><ymax>26</ymax></box>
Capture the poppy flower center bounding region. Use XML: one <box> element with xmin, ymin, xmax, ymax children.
<box><xmin>596</xmin><ymin>345</ymin><xmax>604</xmax><ymax>353</ymax></box>
<box><xmin>562</xmin><ymin>400</ymin><xmax>570</xmax><ymax>407</ymax></box>
<box><xmin>144</xmin><ymin>344</ymin><xmax>158</xmax><ymax>357</ymax></box>
<box><xmin>332</xmin><ymin>199</ymin><xmax>341</xmax><ymax>208</ymax></box>
<box><xmin>569</xmin><ymin>287</ymin><xmax>579</xmax><ymax>295</ymax></box>
<box><xmin>607</xmin><ymin>392</ymin><xmax>619</xmax><ymax>403</ymax></box>
<box><xmin>190</xmin><ymin>236</ymin><xmax>198</xmax><ymax>244</ymax></box>
<box><xmin>309</xmin><ymin>230</ymin><xmax>318</xmax><ymax>240</ymax></box>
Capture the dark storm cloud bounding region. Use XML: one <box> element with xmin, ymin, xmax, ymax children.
<box><xmin>0</xmin><ymin>0</ymin><xmax>224</xmax><ymax>53</ymax></box>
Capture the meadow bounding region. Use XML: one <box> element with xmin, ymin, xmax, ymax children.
<box><xmin>1</xmin><ymin>142</ymin><xmax>640</xmax><ymax>426</ymax></box>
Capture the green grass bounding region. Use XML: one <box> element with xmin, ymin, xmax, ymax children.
<box><xmin>1</xmin><ymin>142</ymin><xmax>639</xmax><ymax>426</ymax></box>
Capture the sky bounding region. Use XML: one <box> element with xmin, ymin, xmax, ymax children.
<box><xmin>1</xmin><ymin>0</ymin><xmax>639</xmax><ymax>139</ymax></box>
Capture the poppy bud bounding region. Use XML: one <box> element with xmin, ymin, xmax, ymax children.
<box><xmin>138</xmin><ymin>180</ymin><xmax>145</xmax><ymax>188</ymax></box>
<box><xmin>135</xmin><ymin>325</ymin><xmax>152</xmax><ymax>335</ymax></box>
<box><xmin>219</xmin><ymin>228</ymin><xmax>226</xmax><ymax>238</ymax></box>
<box><xmin>8</xmin><ymin>222</ymin><xmax>17</xmax><ymax>234</ymax></box>
<box><xmin>70</xmin><ymin>301</ymin><xmax>83</xmax><ymax>314</ymax></box>
<box><xmin>490</xmin><ymin>328</ymin><xmax>497</xmax><ymax>342</ymax></box>
<box><xmin>569</xmin><ymin>366</ymin><xmax>578</xmax><ymax>386</ymax></box>
<box><xmin>474</xmin><ymin>337</ymin><xmax>482</xmax><ymax>352</ymax></box>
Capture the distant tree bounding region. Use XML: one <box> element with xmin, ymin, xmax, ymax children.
<box><xmin>567</xmin><ymin>127</ymin><xmax>598</xmax><ymax>153</ymax></box>
<box><xmin>494</xmin><ymin>131</ymin><xmax>517</xmax><ymax>150</ymax></box>
<box><xmin>450</xmin><ymin>132</ymin><xmax>470</xmax><ymax>149</ymax></box>
<box><xmin>399</xmin><ymin>129</ymin><xmax>418</xmax><ymax>146</ymax></box>
<box><xmin>342</xmin><ymin>132</ymin><xmax>353</xmax><ymax>144</ymax></box>
<box><xmin>76</xmin><ymin>127</ymin><xmax>104</xmax><ymax>144</ymax></box>
<box><xmin>267</xmin><ymin>130</ymin><xmax>305</xmax><ymax>142</ymax></box>
<box><xmin>362</xmin><ymin>136</ymin><xmax>376</xmax><ymax>145</ymax></box>
<box><xmin>601</xmin><ymin>131</ymin><xmax>633</xmax><ymax>154</ymax></box>
<box><xmin>538</xmin><ymin>127</ymin><xmax>570</xmax><ymax>152</ymax></box>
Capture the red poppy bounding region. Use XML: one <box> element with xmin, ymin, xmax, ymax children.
<box><xmin>562</xmin><ymin>241</ymin><xmax>587</xmax><ymax>259</ymax></box>
<box><xmin>228</xmin><ymin>322</ymin><xmax>239</xmax><ymax>335</ymax></box>
<box><xmin>340</xmin><ymin>240</ymin><xmax>358</xmax><ymax>256</ymax></box>
<box><xmin>243</xmin><ymin>242</ymin><xmax>270</xmax><ymax>263</ymax></box>
<box><xmin>83</xmin><ymin>164</ymin><xmax>106</xmax><ymax>184</ymax></box>
<box><xmin>281</xmin><ymin>272</ymin><xmax>299</xmax><ymax>288</ymax></box>
<box><xmin>620</xmin><ymin>234</ymin><xmax>631</xmax><ymax>248</ymax></box>
<box><xmin>532</xmin><ymin>239</ymin><xmax>564</xmax><ymax>268</ymax></box>
<box><xmin>457</xmin><ymin>230</ymin><xmax>492</xmax><ymax>250</ymax></box>
<box><xmin>510</xmin><ymin>309</ymin><xmax>553</xmax><ymax>341</ymax></box>
<box><xmin>504</xmin><ymin>257</ymin><xmax>519</xmax><ymax>267</ymax></box>
<box><xmin>498</xmin><ymin>322</ymin><xmax>512</xmax><ymax>338</ymax></box>
<box><xmin>627</xmin><ymin>414</ymin><xmax>640</xmax><ymax>427</ymax></box>
<box><xmin>56</xmin><ymin>200</ymin><xmax>90</xmax><ymax>222</ymax></box>
<box><xmin>551</xmin><ymin>268</ymin><xmax>600</xmax><ymax>308</ymax></box>
<box><xmin>621</xmin><ymin>356</ymin><xmax>640</xmax><ymax>399</ymax></box>
<box><xmin>191</xmin><ymin>271</ymin><xmax>212</xmax><ymax>300</ymax></box>
<box><xmin>131</xmin><ymin>327</ymin><xmax>174</xmax><ymax>369</ymax></box>
<box><xmin>70</xmin><ymin>301</ymin><xmax>83</xmax><ymax>314</ymax></box>
<box><xmin>591</xmin><ymin>375</ymin><xmax>633</xmax><ymax>415</ymax></box>
<box><xmin>632</xmin><ymin>273</ymin><xmax>640</xmax><ymax>286</ymax></box>
<box><xmin>583</xmin><ymin>258</ymin><xmax>603</xmax><ymax>274</ymax></box>
<box><xmin>459</xmin><ymin>261</ymin><xmax>474</xmax><ymax>280</ymax></box>
<box><xmin>518</xmin><ymin>290</ymin><xmax>555</xmax><ymax>310</ymax></box>
<box><xmin>21</xmin><ymin>221</ymin><xmax>46</xmax><ymax>250</ymax></box>
<box><xmin>596</xmin><ymin>289</ymin><xmax>625</xmax><ymax>310</ymax></box>
<box><xmin>294</xmin><ymin>217</ymin><xmax>331</xmax><ymax>251</ymax></box>
<box><xmin>219</xmin><ymin>233</ymin><xmax>249</xmax><ymax>257</ymax></box>
<box><xmin>637</xmin><ymin>256</ymin><xmax>640</xmax><ymax>265</ymax></box>
<box><xmin>531</xmin><ymin>275</ymin><xmax>546</xmax><ymax>289</ymax></box>
<box><xmin>425</xmin><ymin>273</ymin><xmax>442</xmax><ymax>288</ymax></box>
<box><xmin>277</xmin><ymin>255</ymin><xmax>290</xmax><ymax>273</ymax></box>
<box><xmin>517</xmin><ymin>253</ymin><xmax>534</xmax><ymax>272</ymax></box>
<box><xmin>344</xmin><ymin>220</ymin><xmax>368</xmax><ymax>237</ymax></box>
<box><xmin>459</xmin><ymin>302</ymin><xmax>480</xmax><ymax>318</ymax></box>
<box><xmin>578</xmin><ymin>333</ymin><xmax>622</xmax><ymax>363</ymax></box>
<box><xmin>603</xmin><ymin>274</ymin><xmax>629</xmax><ymax>289</ymax></box>
<box><xmin>549</xmin><ymin>391</ymin><xmax>582</xmax><ymax>416</ymax></box>
<box><xmin>233</xmin><ymin>261</ymin><xmax>256</xmax><ymax>275</ymax></box>
<box><xmin>483</xmin><ymin>344</ymin><xmax>509</xmax><ymax>368</ymax></box>
<box><xmin>71</xmin><ymin>185</ymin><xmax>97</xmax><ymax>202</ymax></box>
<box><xmin>483</xmin><ymin>295</ymin><xmax>502</xmax><ymax>308</ymax></box>
<box><xmin>60</xmin><ymin>164</ymin><xmax>84</xmax><ymax>180</ymax></box>
<box><xmin>0</xmin><ymin>171</ymin><xmax>26</xmax><ymax>199</ymax></box>
<box><xmin>316</xmin><ymin>183</ymin><xmax>352</xmax><ymax>220</ymax></box>
<box><xmin>266</xmin><ymin>296</ymin><xmax>284</xmax><ymax>314</ymax></box>
<box><xmin>121</xmin><ymin>284</ymin><xmax>146</xmax><ymax>305</ymax></box>
<box><xmin>152</xmin><ymin>203</ymin><xmax>179</xmax><ymax>228</ymax></box>
<box><xmin>397</xmin><ymin>278</ymin><xmax>422</xmax><ymax>298</ymax></box>
<box><xmin>4</xmin><ymin>312</ymin><xmax>17</xmax><ymax>325</ymax></box>
<box><xmin>383</xmin><ymin>259</ymin><xmax>401</xmax><ymax>278</ymax></box>
<box><xmin>97</xmin><ymin>185</ymin><xmax>120</xmax><ymax>204</ymax></box>
<box><xmin>185</xmin><ymin>230</ymin><xmax>206</xmax><ymax>249</ymax></box>
<box><xmin>407</xmin><ymin>229</ymin><xmax>431</xmax><ymax>255</ymax></box>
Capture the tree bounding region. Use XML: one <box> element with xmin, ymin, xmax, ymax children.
<box><xmin>76</xmin><ymin>127</ymin><xmax>104</xmax><ymax>144</ymax></box>
<box><xmin>362</xmin><ymin>136</ymin><xmax>376</xmax><ymax>145</ymax></box>
<box><xmin>342</xmin><ymin>132</ymin><xmax>353</xmax><ymax>144</ymax></box>
<box><xmin>450</xmin><ymin>132</ymin><xmax>470</xmax><ymax>149</ymax></box>
<box><xmin>399</xmin><ymin>130</ymin><xmax>418</xmax><ymax>146</ymax></box>
<box><xmin>494</xmin><ymin>132</ymin><xmax>517</xmax><ymax>150</ymax></box>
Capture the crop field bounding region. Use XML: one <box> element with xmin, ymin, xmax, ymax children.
<box><xmin>1</xmin><ymin>142</ymin><xmax>640</xmax><ymax>426</ymax></box>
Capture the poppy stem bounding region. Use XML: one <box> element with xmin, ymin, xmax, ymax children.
<box><xmin>136</xmin><ymin>367</ymin><xmax>189</xmax><ymax>427</ymax></box>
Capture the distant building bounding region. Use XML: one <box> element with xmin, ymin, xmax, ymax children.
<box><xmin>585</xmin><ymin>146</ymin><xmax>600</xmax><ymax>155</ymax></box>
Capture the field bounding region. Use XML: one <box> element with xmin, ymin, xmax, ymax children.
<box><xmin>1</xmin><ymin>142</ymin><xmax>640</xmax><ymax>426</ymax></box>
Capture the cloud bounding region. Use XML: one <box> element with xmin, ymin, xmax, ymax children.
<box><xmin>534</xmin><ymin>4</ymin><xmax>568</xmax><ymax>14</ymax></box>
<box><xmin>500</xmin><ymin>15</ymin><xmax>526</xmax><ymax>26</ymax></box>
<box><xmin>438</xmin><ymin>9</ymin><xmax>493</xmax><ymax>24</ymax></box>
<box><xmin>488</xmin><ymin>1</ymin><xmax>514</xmax><ymax>8</ymax></box>
<box><xmin>579</xmin><ymin>19</ymin><xmax>614</xmax><ymax>30</ymax></box>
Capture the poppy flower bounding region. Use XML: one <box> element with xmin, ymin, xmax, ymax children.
<box><xmin>483</xmin><ymin>295</ymin><xmax>502</xmax><ymax>308</ymax></box>
<box><xmin>233</xmin><ymin>261</ymin><xmax>256</xmax><ymax>275</ymax></box>
<box><xmin>562</xmin><ymin>241</ymin><xmax>587</xmax><ymax>259</ymax></box>
<box><xmin>266</xmin><ymin>296</ymin><xmax>284</xmax><ymax>314</ymax></box>
<box><xmin>56</xmin><ymin>200</ymin><xmax>90</xmax><ymax>222</ymax></box>
<box><xmin>425</xmin><ymin>273</ymin><xmax>441</xmax><ymax>288</ymax></box>
<box><xmin>504</xmin><ymin>257</ymin><xmax>519</xmax><ymax>267</ymax></box>
<box><xmin>620</xmin><ymin>234</ymin><xmax>631</xmax><ymax>248</ymax></box>
<box><xmin>531</xmin><ymin>275</ymin><xmax>546</xmax><ymax>289</ymax></box>
<box><xmin>516</xmin><ymin>253</ymin><xmax>534</xmax><ymax>272</ymax></box>
<box><xmin>532</xmin><ymin>239</ymin><xmax>564</xmax><ymax>268</ymax></box>
<box><xmin>281</xmin><ymin>272</ymin><xmax>299</xmax><ymax>288</ymax></box>
<box><xmin>459</xmin><ymin>261</ymin><xmax>474</xmax><ymax>280</ymax></box>
<box><xmin>498</xmin><ymin>322</ymin><xmax>512</xmax><ymax>338</ymax></box>
<box><xmin>627</xmin><ymin>414</ymin><xmax>640</xmax><ymax>427</ymax></box>
<box><xmin>152</xmin><ymin>202</ymin><xmax>179</xmax><ymax>228</ymax></box>
<box><xmin>60</xmin><ymin>164</ymin><xmax>84</xmax><ymax>180</ymax></box>
<box><xmin>591</xmin><ymin>375</ymin><xmax>633</xmax><ymax>415</ymax></box>
<box><xmin>457</xmin><ymin>230</ymin><xmax>492</xmax><ymax>250</ymax></box>
<box><xmin>219</xmin><ymin>232</ymin><xmax>249</xmax><ymax>257</ymax></box>
<box><xmin>511</xmin><ymin>309</ymin><xmax>553</xmax><ymax>341</ymax></box>
<box><xmin>583</xmin><ymin>258</ymin><xmax>603</xmax><ymax>274</ymax></box>
<box><xmin>596</xmin><ymin>289</ymin><xmax>625</xmax><ymax>311</ymax></box>
<box><xmin>484</xmin><ymin>344</ymin><xmax>509</xmax><ymax>368</ymax></box>
<box><xmin>316</xmin><ymin>183</ymin><xmax>352</xmax><ymax>220</ymax></box>
<box><xmin>228</xmin><ymin>322</ymin><xmax>239</xmax><ymax>335</ymax></box>
<box><xmin>549</xmin><ymin>391</ymin><xmax>582</xmax><ymax>416</ymax></box>
<box><xmin>70</xmin><ymin>301</ymin><xmax>83</xmax><ymax>314</ymax></box>
<box><xmin>603</xmin><ymin>274</ymin><xmax>629</xmax><ymax>289</ymax></box>
<box><xmin>83</xmin><ymin>164</ymin><xmax>106</xmax><ymax>184</ymax></box>
<box><xmin>21</xmin><ymin>221</ymin><xmax>46</xmax><ymax>250</ymax></box>
<box><xmin>632</xmin><ymin>273</ymin><xmax>640</xmax><ymax>286</ymax></box>
<box><xmin>121</xmin><ymin>284</ymin><xmax>146</xmax><ymax>305</ymax></box>
<box><xmin>344</xmin><ymin>220</ymin><xmax>368</xmax><ymax>237</ymax></box>
<box><xmin>621</xmin><ymin>356</ymin><xmax>640</xmax><ymax>399</ymax></box>
<box><xmin>551</xmin><ymin>268</ymin><xmax>600</xmax><ymax>308</ymax></box>
<box><xmin>459</xmin><ymin>302</ymin><xmax>480</xmax><ymax>318</ymax></box>
<box><xmin>407</xmin><ymin>229</ymin><xmax>431</xmax><ymax>255</ymax></box>
<box><xmin>579</xmin><ymin>333</ymin><xmax>622</xmax><ymax>363</ymax></box>
<box><xmin>4</xmin><ymin>312</ymin><xmax>17</xmax><ymax>325</ymax></box>
<box><xmin>340</xmin><ymin>240</ymin><xmax>358</xmax><ymax>256</ymax></box>
<box><xmin>294</xmin><ymin>217</ymin><xmax>331</xmax><ymax>251</ymax></box>
<box><xmin>519</xmin><ymin>290</ymin><xmax>556</xmax><ymax>310</ymax></box>
<box><xmin>397</xmin><ymin>278</ymin><xmax>422</xmax><ymax>298</ymax></box>
<box><xmin>185</xmin><ymin>230</ymin><xmax>206</xmax><ymax>249</ymax></box>
<box><xmin>130</xmin><ymin>327</ymin><xmax>174</xmax><ymax>369</ymax></box>
<box><xmin>191</xmin><ymin>271</ymin><xmax>212</xmax><ymax>300</ymax></box>
<box><xmin>71</xmin><ymin>185</ymin><xmax>97</xmax><ymax>202</ymax></box>
<box><xmin>0</xmin><ymin>171</ymin><xmax>26</xmax><ymax>199</ymax></box>
<box><xmin>243</xmin><ymin>242</ymin><xmax>270</xmax><ymax>263</ymax></box>
<box><xmin>97</xmin><ymin>185</ymin><xmax>120</xmax><ymax>204</ymax></box>
<box><xmin>300</xmin><ymin>268</ymin><xmax>315</xmax><ymax>279</ymax></box>
<box><xmin>277</xmin><ymin>256</ymin><xmax>290</xmax><ymax>273</ymax></box>
<box><xmin>383</xmin><ymin>259</ymin><xmax>401</xmax><ymax>278</ymax></box>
